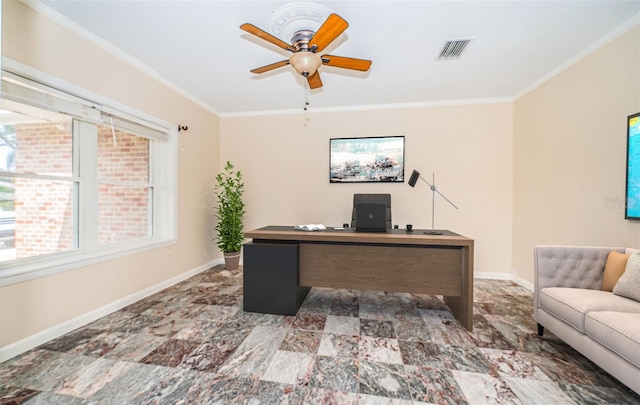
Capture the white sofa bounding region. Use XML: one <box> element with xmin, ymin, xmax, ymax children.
<box><xmin>534</xmin><ymin>245</ymin><xmax>640</xmax><ymax>394</ymax></box>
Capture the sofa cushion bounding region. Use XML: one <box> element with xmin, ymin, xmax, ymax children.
<box><xmin>613</xmin><ymin>253</ymin><xmax>640</xmax><ymax>302</ymax></box>
<box><xmin>538</xmin><ymin>287</ymin><xmax>640</xmax><ymax>333</ymax></box>
<box><xmin>602</xmin><ymin>251</ymin><xmax>629</xmax><ymax>291</ymax></box>
<box><xmin>585</xmin><ymin>311</ymin><xmax>640</xmax><ymax>368</ymax></box>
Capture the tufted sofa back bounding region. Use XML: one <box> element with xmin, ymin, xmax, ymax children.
<box><xmin>534</xmin><ymin>245</ymin><xmax>627</xmax><ymax>310</ymax></box>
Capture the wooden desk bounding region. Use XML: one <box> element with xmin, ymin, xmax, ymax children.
<box><xmin>243</xmin><ymin>226</ymin><xmax>474</xmax><ymax>331</ymax></box>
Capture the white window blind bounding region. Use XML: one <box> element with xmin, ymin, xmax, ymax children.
<box><xmin>101</xmin><ymin>110</ymin><xmax>169</xmax><ymax>142</ymax></box>
<box><xmin>1</xmin><ymin>74</ymin><xmax>102</xmax><ymax>123</ymax></box>
<box><xmin>1</xmin><ymin>70</ymin><xmax>171</xmax><ymax>142</ymax></box>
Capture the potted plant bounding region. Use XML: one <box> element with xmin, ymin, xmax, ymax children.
<box><xmin>214</xmin><ymin>161</ymin><xmax>245</xmax><ymax>270</ymax></box>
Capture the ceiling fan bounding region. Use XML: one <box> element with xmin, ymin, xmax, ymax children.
<box><xmin>240</xmin><ymin>13</ymin><xmax>372</xmax><ymax>89</ymax></box>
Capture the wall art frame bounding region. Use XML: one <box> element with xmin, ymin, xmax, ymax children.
<box><xmin>330</xmin><ymin>135</ymin><xmax>405</xmax><ymax>183</ymax></box>
<box><xmin>626</xmin><ymin>112</ymin><xmax>640</xmax><ymax>219</ymax></box>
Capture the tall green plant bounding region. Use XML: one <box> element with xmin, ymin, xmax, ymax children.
<box><xmin>214</xmin><ymin>161</ymin><xmax>245</xmax><ymax>253</ymax></box>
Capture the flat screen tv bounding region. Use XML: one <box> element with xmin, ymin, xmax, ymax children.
<box><xmin>626</xmin><ymin>112</ymin><xmax>640</xmax><ymax>219</ymax></box>
<box><xmin>330</xmin><ymin>136</ymin><xmax>404</xmax><ymax>183</ymax></box>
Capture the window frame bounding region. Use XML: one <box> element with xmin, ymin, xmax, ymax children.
<box><xmin>0</xmin><ymin>58</ymin><xmax>177</xmax><ymax>286</ymax></box>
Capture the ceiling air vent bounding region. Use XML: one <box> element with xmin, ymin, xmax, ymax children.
<box><xmin>437</xmin><ymin>38</ymin><xmax>473</xmax><ymax>60</ymax></box>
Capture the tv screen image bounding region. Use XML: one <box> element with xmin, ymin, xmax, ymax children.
<box><xmin>626</xmin><ymin>113</ymin><xmax>640</xmax><ymax>219</ymax></box>
<box><xmin>330</xmin><ymin>136</ymin><xmax>404</xmax><ymax>183</ymax></box>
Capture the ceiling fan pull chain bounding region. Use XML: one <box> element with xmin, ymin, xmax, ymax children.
<box><xmin>304</xmin><ymin>80</ymin><xmax>309</xmax><ymax>111</ymax></box>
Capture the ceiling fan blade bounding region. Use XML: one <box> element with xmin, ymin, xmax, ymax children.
<box><xmin>309</xmin><ymin>14</ymin><xmax>348</xmax><ymax>53</ymax></box>
<box><xmin>240</xmin><ymin>23</ymin><xmax>296</xmax><ymax>53</ymax></box>
<box><xmin>250</xmin><ymin>60</ymin><xmax>290</xmax><ymax>74</ymax></box>
<box><xmin>321</xmin><ymin>55</ymin><xmax>372</xmax><ymax>71</ymax></box>
<box><xmin>307</xmin><ymin>71</ymin><xmax>323</xmax><ymax>89</ymax></box>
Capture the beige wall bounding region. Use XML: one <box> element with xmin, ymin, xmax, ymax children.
<box><xmin>513</xmin><ymin>26</ymin><xmax>640</xmax><ymax>284</ymax></box>
<box><xmin>1</xmin><ymin>2</ymin><xmax>220</xmax><ymax>348</ymax></box>
<box><xmin>221</xmin><ymin>102</ymin><xmax>514</xmax><ymax>276</ymax></box>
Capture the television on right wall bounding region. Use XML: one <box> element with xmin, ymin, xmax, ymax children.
<box><xmin>626</xmin><ymin>112</ymin><xmax>640</xmax><ymax>219</ymax></box>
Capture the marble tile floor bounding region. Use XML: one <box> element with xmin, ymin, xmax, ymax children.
<box><xmin>1</xmin><ymin>266</ymin><xmax>639</xmax><ymax>404</ymax></box>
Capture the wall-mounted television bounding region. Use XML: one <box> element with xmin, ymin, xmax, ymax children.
<box><xmin>626</xmin><ymin>112</ymin><xmax>640</xmax><ymax>219</ymax></box>
<box><xmin>330</xmin><ymin>136</ymin><xmax>405</xmax><ymax>183</ymax></box>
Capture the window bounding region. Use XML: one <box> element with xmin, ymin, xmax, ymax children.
<box><xmin>0</xmin><ymin>102</ymin><xmax>74</xmax><ymax>261</ymax></box>
<box><xmin>96</xmin><ymin>125</ymin><xmax>151</xmax><ymax>245</ymax></box>
<box><xmin>0</xmin><ymin>60</ymin><xmax>177</xmax><ymax>285</ymax></box>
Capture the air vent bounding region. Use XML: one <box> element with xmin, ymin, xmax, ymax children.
<box><xmin>437</xmin><ymin>38</ymin><xmax>473</xmax><ymax>60</ymax></box>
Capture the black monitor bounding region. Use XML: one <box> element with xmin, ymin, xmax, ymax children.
<box><xmin>355</xmin><ymin>202</ymin><xmax>387</xmax><ymax>232</ymax></box>
<box><xmin>350</xmin><ymin>194</ymin><xmax>392</xmax><ymax>229</ymax></box>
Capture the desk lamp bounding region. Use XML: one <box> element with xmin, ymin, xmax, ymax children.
<box><xmin>408</xmin><ymin>170</ymin><xmax>458</xmax><ymax>235</ymax></box>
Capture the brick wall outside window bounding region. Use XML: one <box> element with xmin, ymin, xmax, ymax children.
<box><xmin>12</xmin><ymin>122</ymin><xmax>150</xmax><ymax>259</ymax></box>
<box><xmin>97</xmin><ymin>126</ymin><xmax>149</xmax><ymax>244</ymax></box>
<box><xmin>14</xmin><ymin>121</ymin><xmax>74</xmax><ymax>258</ymax></box>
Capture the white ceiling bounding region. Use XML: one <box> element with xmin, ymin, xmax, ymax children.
<box><xmin>36</xmin><ymin>0</ymin><xmax>640</xmax><ymax>115</ymax></box>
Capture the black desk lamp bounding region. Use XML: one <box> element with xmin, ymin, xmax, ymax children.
<box><xmin>408</xmin><ymin>169</ymin><xmax>458</xmax><ymax>235</ymax></box>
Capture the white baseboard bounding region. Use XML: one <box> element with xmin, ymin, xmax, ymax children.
<box><xmin>511</xmin><ymin>274</ymin><xmax>534</xmax><ymax>292</ymax></box>
<box><xmin>475</xmin><ymin>271</ymin><xmax>534</xmax><ymax>292</ymax></box>
<box><xmin>475</xmin><ymin>271</ymin><xmax>512</xmax><ymax>280</ymax></box>
<box><xmin>0</xmin><ymin>258</ymin><xmax>223</xmax><ymax>363</ymax></box>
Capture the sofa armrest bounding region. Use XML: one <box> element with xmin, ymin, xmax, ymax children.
<box><xmin>534</xmin><ymin>245</ymin><xmax>625</xmax><ymax>312</ymax></box>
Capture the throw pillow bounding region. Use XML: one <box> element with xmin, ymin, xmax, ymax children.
<box><xmin>602</xmin><ymin>251</ymin><xmax>630</xmax><ymax>291</ymax></box>
<box><xmin>613</xmin><ymin>252</ymin><xmax>640</xmax><ymax>302</ymax></box>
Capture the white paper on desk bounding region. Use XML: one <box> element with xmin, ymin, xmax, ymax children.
<box><xmin>294</xmin><ymin>224</ymin><xmax>327</xmax><ymax>231</ymax></box>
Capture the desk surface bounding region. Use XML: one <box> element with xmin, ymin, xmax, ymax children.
<box><xmin>246</xmin><ymin>226</ymin><xmax>473</xmax><ymax>247</ymax></box>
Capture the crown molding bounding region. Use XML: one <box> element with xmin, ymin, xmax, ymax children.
<box><xmin>219</xmin><ymin>97</ymin><xmax>514</xmax><ymax>118</ymax></box>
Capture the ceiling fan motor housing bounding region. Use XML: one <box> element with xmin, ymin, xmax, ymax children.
<box><xmin>292</xmin><ymin>30</ymin><xmax>315</xmax><ymax>51</ymax></box>
<box><xmin>289</xmin><ymin>30</ymin><xmax>322</xmax><ymax>76</ymax></box>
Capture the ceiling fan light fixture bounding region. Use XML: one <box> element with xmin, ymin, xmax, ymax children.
<box><xmin>289</xmin><ymin>51</ymin><xmax>322</xmax><ymax>76</ymax></box>
<box><xmin>242</xmin><ymin>9</ymin><xmax>370</xmax><ymax>90</ymax></box>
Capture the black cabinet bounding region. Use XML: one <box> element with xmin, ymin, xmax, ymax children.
<box><xmin>242</xmin><ymin>242</ymin><xmax>311</xmax><ymax>316</ymax></box>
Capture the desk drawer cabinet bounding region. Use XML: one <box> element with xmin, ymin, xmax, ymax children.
<box><xmin>243</xmin><ymin>242</ymin><xmax>310</xmax><ymax>316</ymax></box>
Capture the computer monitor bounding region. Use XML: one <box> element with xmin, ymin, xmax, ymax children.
<box><xmin>355</xmin><ymin>202</ymin><xmax>388</xmax><ymax>232</ymax></box>
<box><xmin>350</xmin><ymin>194</ymin><xmax>392</xmax><ymax>229</ymax></box>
